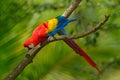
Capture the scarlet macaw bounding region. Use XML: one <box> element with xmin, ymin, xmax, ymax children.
<box><xmin>24</xmin><ymin>16</ymin><xmax>101</xmax><ymax>73</ymax></box>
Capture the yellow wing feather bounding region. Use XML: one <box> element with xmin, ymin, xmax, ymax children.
<box><xmin>47</xmin><ymin>18</ymin><xmax>58</xmax><ymax>33</ymax></box>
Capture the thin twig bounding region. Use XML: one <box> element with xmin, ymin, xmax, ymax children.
<box><xmin>49</xmin><ymin>15</ymin><xmax>110</xmax><ymax>41</ymax></box>
<box><xmin>62</xmin><ymin>0</ymin><xmax>81</xmax><ymax>18</ymax></box>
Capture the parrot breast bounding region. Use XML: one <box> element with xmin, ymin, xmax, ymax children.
<box><xmin>24</xmin><ymin>17</ymin><xmax>59</xmax><ymax>48</ymax></box>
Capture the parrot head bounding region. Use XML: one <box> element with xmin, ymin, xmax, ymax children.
<box><xmin>24</xmin><ymin>36</ymin><xmax>47</xmax><ymax>51</ymax></box>
<box><xmin>24</xmin><ymin>38</ymin><xmax>35</xmax><ymax>51</ymax></box>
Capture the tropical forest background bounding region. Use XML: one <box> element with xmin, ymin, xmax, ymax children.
<box><xmin>0</xmin><ymin>0</ymin><xmax>120</xmax><ymax>80</ymax></box>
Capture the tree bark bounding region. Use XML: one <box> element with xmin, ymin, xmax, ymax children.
<box><xmin>62</xmin><ymin>0</ymin><xmax>81</xmax><ymax>18</ymax></box>
<box><xmin>4</xmin><ymin>0</ymin><xmax>82</xmax><ymax>80</ymax></box>
<box><xmin>4</xmin><ymin>0</ymin><xmax>109</xmax><ymax>80</ymax></box>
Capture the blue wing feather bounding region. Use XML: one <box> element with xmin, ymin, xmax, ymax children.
<box><xmin>47</xmin><ymin>16</ymin><xmax>76</xmax><ymax>36</ymax></box>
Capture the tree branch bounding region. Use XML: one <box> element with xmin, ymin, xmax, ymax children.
<box><xmin>4</xmin><ymin>0</ymin><xmax>109</xmax><ymax>80</ymax></box>
<box><xmin>49</xmin><ymin>15</ymin><xmax>110</xmax><ymax>41</ymax></box>
<box><xmin>4</xmin><ymin>0</ymin><xmax>82</xmax><ymax>80</ymax></box>
<box><xmin>62</xmin><ymin>0</ymin><xmax>81</xmax><ymax>18</ymax></box>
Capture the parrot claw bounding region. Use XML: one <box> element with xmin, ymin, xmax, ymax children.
<box><xmin>47</xmin><ymin>36</ymin><xmax>56</xmax><ymax>41</ymax></box>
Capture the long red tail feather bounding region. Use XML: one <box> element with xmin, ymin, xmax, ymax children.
<box><xmin>64</xmin><ymin>39</ymin><xmax>102</xmax><ymax>74</ymax></box>
<box><xmin>58</xmin><ymin>32</ymin><xmax>102</xmax><ymax>74</ymax></box>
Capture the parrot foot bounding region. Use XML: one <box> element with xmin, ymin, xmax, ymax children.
<box><xmin>47</xmin><ymin>36</ymin><xmax>56</xmax><ymax>41</ymax></box>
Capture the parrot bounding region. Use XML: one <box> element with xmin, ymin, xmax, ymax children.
<box><xmin>24</xmin><ymin>16</ymin><xmax>101</xmax><ymax>73</ymax></box>
<box><xmin>24</xmin><ymin>16</ymin><xmax>74</xmax><ymax>50</ymax></box>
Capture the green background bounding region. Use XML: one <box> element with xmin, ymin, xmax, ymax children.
<box><xmin>0</xmin><ymin>0</ymin><xmax>120</xmax><ymax>80</ymax></box>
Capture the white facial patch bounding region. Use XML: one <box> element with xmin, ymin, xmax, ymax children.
<box><xmin>28</xmin><ymin>43</ymin><xmax>34</xmax><ymax>48</ymax></box>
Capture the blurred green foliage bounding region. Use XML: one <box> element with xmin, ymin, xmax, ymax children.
<box><xmin>0</xmin><ymin>0</ymin><xmax>120</xmax><ymax>80</ymax></box>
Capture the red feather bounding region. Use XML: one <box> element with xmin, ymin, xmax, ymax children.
<box><xmin>24</xmin><ymin>22</ymin><xmax>48</xmax><ymax>47</ymax></box>
<box><xmin>58</xmin><ymin>32</ymin><xmax>102</xmax><ymax>74</ymax></box>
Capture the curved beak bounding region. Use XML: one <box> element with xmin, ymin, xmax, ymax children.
<box><xmin>24</xmin><ymin>43</ymin><xmax>34</xmax><ymax>51</ymax></box>
<box><xmin>25</xmin><ymin>47</ymin><xmax>32</xmax><ymax>51</ymax></box>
